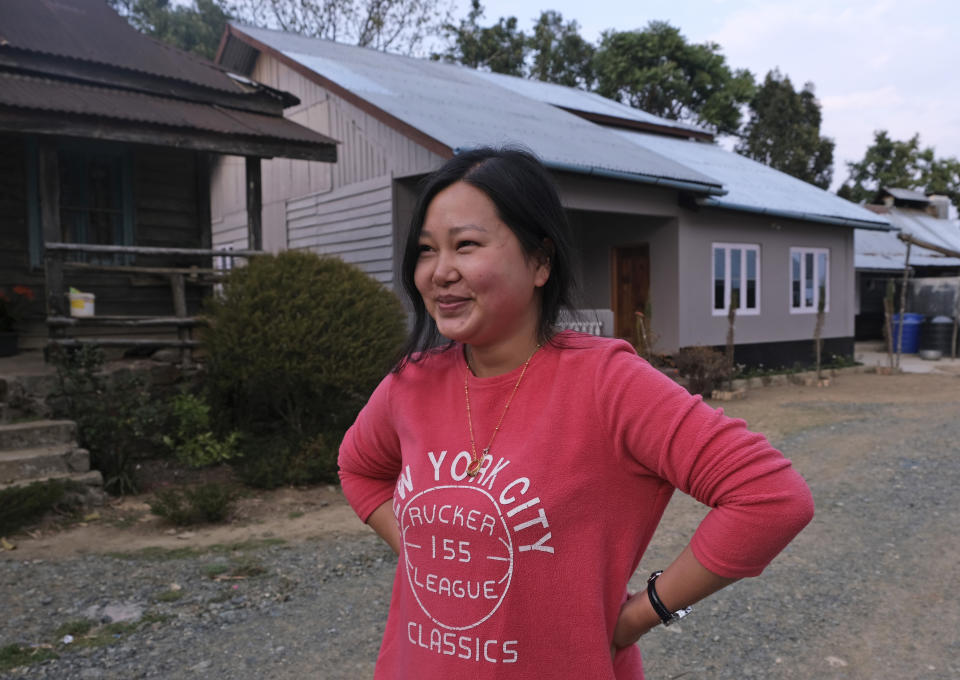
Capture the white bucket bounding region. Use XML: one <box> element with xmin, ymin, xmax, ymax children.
<box><xmin>68</xmin><ymin>292</ymin><xmax>95</xmax><ymax>318</ymax></box>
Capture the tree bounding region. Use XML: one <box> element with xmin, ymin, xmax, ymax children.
<box><xmin>432</xmin><ymin>0</ymin><xmax>526</xmax><ymax>76</ymax></box>
<box><xmin>838</xmin><ymin>131</ymin><xmax>960</xmax><ymax>210</ymax></box>
<box><xmin>108</xmin><ymin>0</ymin><xmax>231</xmax><ymax>60</ymax></box>
<box><xmin>924</xmin><ymin>156</ymin><xmax>960</xmax><ymax>211</ymax></box>
<box><xmin>592</xmin><ymin>21</ymin><xmax>754</xmax><ymax>134</ymax></box>
<box><xmin>232</xmin><ymin>0</ymin><xmax>450</xmax><ymax>54</ymax></box>
<box><xmin>111</xmin><ymin>0</ymin><xmax>449</xmax><ymax>57</ymax></box>
<box><xmin>735</xmin><ymin>70</ymin><xmax>835</xmax><ymax>189</ymax></box>
<box><xmin>527</xmin><ymin>11</ymin><xmax>594</xmax><ymax>88</ymax></box>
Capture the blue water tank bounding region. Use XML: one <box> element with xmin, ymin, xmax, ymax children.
<box><xmin>890</xmin><ymin>313</ymin><xmax>924</xmax><ymax>353</ymax></box>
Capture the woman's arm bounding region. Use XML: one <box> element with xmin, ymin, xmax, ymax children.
<box><xmin>612</xmin><ymin>544</ymin><xmax>738</xmax><ymax>648</ymax></box>
<box><xmin>366</xmin><ymin>499</ymin><xmax>401</xmax><ymax>556</ymax></box>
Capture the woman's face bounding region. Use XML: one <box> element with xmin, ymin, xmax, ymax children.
<box><xmin>414</xmin><ymin>181</ymin><xmax>550</xmax><ymax>353</ymax></box>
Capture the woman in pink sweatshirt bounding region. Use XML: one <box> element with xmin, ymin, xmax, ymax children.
<box><xmin>338</xmin><ymin>147</ymin><xmax>814</xmax><ymax>679</ymax></box>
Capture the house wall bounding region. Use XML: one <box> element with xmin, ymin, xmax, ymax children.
<box><xmin>286</xmin><ymin>174</ymin><xmax>393</xmax><ymax>285</ymax></box>
<box><xmin>553</xmin><ymin>171</ymin><xmax>857</xmax><ymax>360</ymax></box>
<box><xmin>209</xmin><ymin>51</ymin><xmax>445</xmax><ymax>254</ymax></box>
<box><xmin>568</xmin><ymin>210</ymin><xmax>679</xmax><ymax>349</ymax></box>
<box><xmin>0</xmin><ymin>136</ymin><xmax>45</xmax><ymax>345</ymax></box>
<box><xmin>677</xmin><ymin>210</ymin><xmax>855</xmax><ymax>347</ymax></box>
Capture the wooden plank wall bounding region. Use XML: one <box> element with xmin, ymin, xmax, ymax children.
<box><xmin>287</xmin><ymin>175</ymin><xmax>393</xmax><ymax>286</ymax></box>
<box><xmin>210</xmin><ymin>52</ymin><xmax>445</xmax><ymax>256</ymax></box>
<box><xmin>0</xmin><ymin>135</ymin><xmax>46</xmax><ymax>347</ymax></box>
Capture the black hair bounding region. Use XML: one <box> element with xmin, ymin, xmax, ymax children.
<box><xmin>395</xmin><ymin>146</ymin><xmax>578</xmax><ymax>371</ymax></box>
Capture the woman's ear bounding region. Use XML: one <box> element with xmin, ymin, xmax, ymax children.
<box><xmin>534</xmin><ymin>238</ymin><xmax>554</xmax><ymax>288</ymax></box>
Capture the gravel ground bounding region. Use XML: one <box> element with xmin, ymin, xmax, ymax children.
<box><xmin>2</xmin><ymin>372</ymin><xmax>959</xmax><ymax>679</ymax></box>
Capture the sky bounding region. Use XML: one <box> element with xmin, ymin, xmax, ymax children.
<box><xmin>454</xmin><ymin>0</ymin><xmax>960</xmax><ymax>191</ymax></box>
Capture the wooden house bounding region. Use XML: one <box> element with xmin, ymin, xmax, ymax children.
<box><xmin>0</xmin><ymin>0</ymin><xmax>337</xmax><ymax>356</ymax></box>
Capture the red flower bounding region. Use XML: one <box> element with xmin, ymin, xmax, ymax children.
<box><xmin>0</xmin><ymin>285</ymin><xmax>35</xmax><ymax>331</ymax></box>
<box><xmin>13</xmin><ymin>285</ymin><xmax>35</xmax><ymax>301</ymax></box>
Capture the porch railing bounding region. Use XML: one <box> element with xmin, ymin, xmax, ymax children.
<box><xmin>44</xmin><ymin>242</ymin><xmax>263</xmax><ymax>366</ymax></box>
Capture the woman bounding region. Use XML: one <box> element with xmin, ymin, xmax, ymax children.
<box><xmin>338</xmin><ymin>147</ymin><xmax>814</xmax><ymax>678</ymax></box>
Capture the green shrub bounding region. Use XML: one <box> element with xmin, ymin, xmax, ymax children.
<box><xmin>147</xmin><ymin>483</ymin><xmax>236</xmax><ymax>526</ymax></box>
<box><xmin>49</xmin><ymin>345</ymin><xmax>172</xmax><ymax>495</ymax></box>
<box><xmin>162</xmin><ymin>392</ymin><xmax>240</xmax><ymax>468</ymax></box>
<box><xmin>675</xmin><ymin>345</ymin><xmax>733</xmax><ymax>396</ymax></box>
<box><xmin>0</xmin><ymin>480</ymin><xmax>68</xmax><ymax>535</ymax></box>
<box><xmin>202</xmin><ymin>251</ymin><xmax>405</xmax><ymax>484</ymax></box>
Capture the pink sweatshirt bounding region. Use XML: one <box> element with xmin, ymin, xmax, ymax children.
<box><xmin>338</xmin><ymin>333</ymin><xmax>814</xmax><ymax>679</ymax></box>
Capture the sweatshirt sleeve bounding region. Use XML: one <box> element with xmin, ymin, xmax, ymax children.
<box><xmin>598</xmin><ymin>342</ymin><xmax>815</xmax><ymax>578</ymax></box>
<box><xmin>338</xmin><ymin>373</ymin><xmax>402</xmax><ymax>523</ymax></box>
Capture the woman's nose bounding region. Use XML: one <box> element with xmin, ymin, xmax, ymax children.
<box><xmin>432</xmin><ymin>252</ymin><xmax>459</xmax><ymax>285</ymax></box>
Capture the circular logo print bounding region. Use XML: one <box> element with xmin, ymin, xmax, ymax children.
<box><xmin>401</xmin><ymin>485</ymin><xmax>514</xmax><ymax>630</ymax></box>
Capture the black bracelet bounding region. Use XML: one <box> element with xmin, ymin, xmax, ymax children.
<box><xmin>646</xmin><ymin>570</ymin><xmax>675</xmax><ymax>625</ymax></box>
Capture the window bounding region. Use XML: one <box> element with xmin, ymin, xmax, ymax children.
<box><xmin>26</xmin><ymin>139</ymin><xmax>133</xmax><ymax>268</ymax></box>
<box><xmin>58</xmin><ymin>145</ymin><xmax>133</xmax><ymax>248</ymax></box>
<box><xmin>712</xmin><ymin>243</ymin><xmax>760</xmax><ymax>315</ymax></box>
<box><xmin>790</xmin><ymin>247</ymin><xmax>829</xmax><ymax>313</ymax></box>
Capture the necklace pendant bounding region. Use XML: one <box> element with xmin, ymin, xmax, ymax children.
<box><xmin>466</xmin><ymin>458</ymin><xmax>482</xmax><ymax>477</ymax></box>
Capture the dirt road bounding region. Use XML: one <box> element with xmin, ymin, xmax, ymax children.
<box><xmin>2</xmin><ymin>371</ymin><xmax>959</xmax><ymax>679</ymax></box>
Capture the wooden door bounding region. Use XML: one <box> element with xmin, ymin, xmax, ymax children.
<box><xmin>612</xmin><ymin>245</ymin><xmax>650</xmax><ymax>340</ymax></box>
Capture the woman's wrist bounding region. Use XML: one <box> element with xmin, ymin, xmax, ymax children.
<box><xmin>613</xmin><ymin>590</ymin><xmax>662</xmax><ymax>648</ymax></box>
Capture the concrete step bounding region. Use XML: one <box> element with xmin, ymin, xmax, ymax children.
<box><xmin>0</xmin><ymin>469</ymin><xmax>103</xmax><ymax>493</ymax></box>
<box><xmin>0</xmin><ymin>420</ymin><xmax>76</xmax><ymax>451</ymax></box>
<box><xmin>0</xmin><ymin>444</ymin><xmax>90</xmax><ymax>485</ymax></box>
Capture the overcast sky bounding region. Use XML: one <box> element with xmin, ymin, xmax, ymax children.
<box><xmin>455</xmin><ymin>0</ymin><xmax>960</xmax><ymax>190</ymax></box>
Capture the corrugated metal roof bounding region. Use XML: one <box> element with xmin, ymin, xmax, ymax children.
<box><xmin>232</xmin><ymin>24</ymin><xmax>724</xmax><ymax>191</ymax></box>
<box><xmin>613</xmin><ymin>129</ymin><xmax>890</xmax><ymax>228</ymax></box>
<box><xmin>0</xmin><ymin>0</ymin><xmax>243</xmax><ymax>94</ymax></box>
<box><xmin>469</xmin><ymin>71</ymin><xmax>708</xmax><ymax>136</ymax></box>
<box><xmin>0</xmin><ymin>71</ymin><xmax>337</xmax><ymax>148</ymax></box>
<box><xmin>856</xmin><ymin>208</ymin><xmax>960</xmax><ymax>270</ymax></box>
<box><xmin>883</xmin><ymin>187</ymin><xmax>929</xmax><ymax>202</ymax></box>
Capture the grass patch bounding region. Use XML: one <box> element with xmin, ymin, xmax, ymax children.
<box><xmin>54</xmin><ymin>620</ymin><xmax>94</xmax><ymax>638</ymax></box>
<box><xmin>108</xmin><ymin>537</ymin><xmax>286</xmax><ymax>561</ymax></box>
<box><xmin>202</xmin><ymin>563</ymin><xmax>231</xmax><ymax>578</ymax></box>
<box><xmin>0</xmin><ymin>480</ymin><xmax>72</xmax><ymax>535</ymax></box>
<box><xmin>0</xmin><ymin>643</ymin><xmax>58</xmax><ymax>672</ymax></box>
<box><xmin>288</xmin><ymin>511</ymin><xmax>304</xmax><ymax>519</ymax></box>
<box><xmin>0</xmin><ymin>608</ymin><xmax>178</xmax><ymax>673</ymax></box>
<box><xmin>153</xmin><ymin>588</ymin><xmax>185</xmax><ymax>603</ymax></box>
<box><xmin>229</xmin><ymin>556</ymin><xmax>266</xmax><ymax>578</ymax></box>
<box><xmin>141</xmin><ymin>611</ymin><xmax>173</xmax><ymax>626</ymax></box>
<box><xmin>204</xmin><ymin>555</ymin><xmax>267</xmax><ymax>580</ymax></box>
<box><xmin>147</xmin><ymin>483</ymin><xmax>236</xmax><ymax>526</ymax></box>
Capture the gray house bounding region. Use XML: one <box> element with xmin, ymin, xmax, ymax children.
<box><xmin>213</xmin><ymin>23</ymin><xmax>890</xmax><ymax>367</ymax></box>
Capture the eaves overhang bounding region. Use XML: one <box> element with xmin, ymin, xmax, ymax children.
<box><xmin>697</xmin><ymin>197</ymin><xmax>894</xmax><ymax>230</ymax></box>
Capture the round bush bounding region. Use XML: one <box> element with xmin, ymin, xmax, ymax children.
<box><xmin>202</xmin><ymin>251</ymin><xmax>406</xmax><ymax>483</ymax></box>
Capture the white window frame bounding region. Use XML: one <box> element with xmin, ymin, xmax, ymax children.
<box><xmin>789</xmin><ymin>247</ymin><xmax>830</xmax><ymax>314</ymax></box>
<box><xmin>711</xmin><ymin>243</ymin><xmax>761</xmax><ymax>316</ymax></box>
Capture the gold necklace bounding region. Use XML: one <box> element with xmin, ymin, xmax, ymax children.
<box><xmin>463</xmin><ymin>345</ymin><xmax>540</xmax><ymax>477</ymax></box>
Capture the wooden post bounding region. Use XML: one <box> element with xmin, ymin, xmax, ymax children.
<box><xmin>196</xmin><ymin>152</ymin><xmax>212</xmax><ymax>251</ymax></box>
<box><xmin>37</xmin><ymin>141</ymin><xmax>65</xmax><ymax>320</ymax></box>
<box><xmin>953</xmin><ymin>281</ymin><xmax>959</xmax><ymax>360</ymax></box>
<box><xmin>246</xmin><ymin>156</ymin><xmax>262</xmax><ymax>252</ymax></box>
<box><xmin>895</xmin><ymin>243</ymin><xmax>911</xmax><ymax>370</ymax></box>
<box><xmin>170</xmin><ymin>273</ymin><xmax>190</xmax><ymax>368</ymax></box>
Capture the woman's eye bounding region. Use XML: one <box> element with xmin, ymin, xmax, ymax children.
<box><xmin>417</xmin><ymin>244</ymin><xmax>433</xmax><ymax>254</ymax></box>
<box><xmin>456</xmin><ymin>240</ymin><xmax>479</xmax><ymax>249</ymax></box>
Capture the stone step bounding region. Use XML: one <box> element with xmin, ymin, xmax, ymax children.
<box><xmin>0</xmin><ymin>420</ymin><xmax>76</xmax><ymax>451</ymax></box>
<box><xmin>0</xmin><ymin>444</ymin><xmax>90</xmax><ymax>484</ymax></box>
<box><xmin>0</xmin><ymin>469</ymin><xmax>103</xmax><ymax>493</ymax></box>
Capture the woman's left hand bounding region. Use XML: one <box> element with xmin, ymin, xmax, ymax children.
<box><xmin>611</xmin><ymin>590</ymin><xmax>658</xmax><ymax>655</ymax></box>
